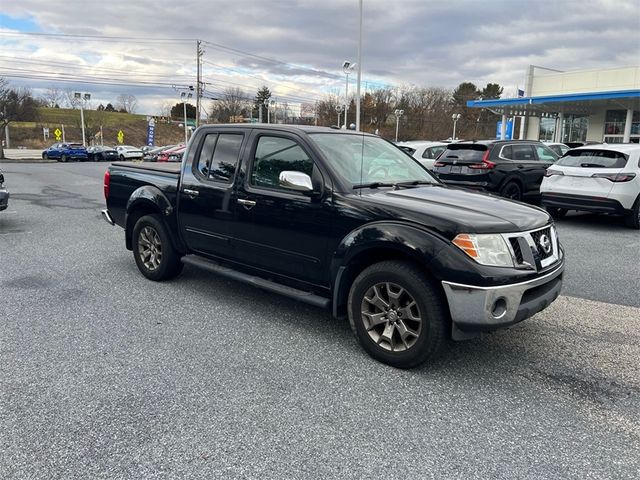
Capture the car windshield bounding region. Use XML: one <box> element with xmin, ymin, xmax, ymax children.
<box><xmin>309</xmin><ymin>133</ymin><xmax>437</xmax><ymax>187</ymax></box>
<box><xmin>556</xmin><ymin>149</ymin><xmax>629</xmax><ymax>168</ymax></box>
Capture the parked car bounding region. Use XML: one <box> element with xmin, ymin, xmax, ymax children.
<box><xmin>432</xmin><ymin>140</ymin><xmax>560</xmax><ymax>201</ymax></box>
<box><xmin>395</xmin><ymin>141</ymin><xmax>448</xmax><ymax>169</ymax></box>
<box><xmin>115</xmin><ymin>145</ymin><xmax>144</xmax><ymax>161</ymax></box>
<box><xmin>541</xmin><ymin>144</ymin><xmax>640</xmax><ymax>229</ymax></box>
<box><xmin>87</xmin><ymin>145</ymin><xmax>119</xmax><ymax>162</ymax></box>
<box><xmin>142</xmin><ymin>145</ymin><xmax>172</xmax><ymax>162</ymax></box>
<box><xmin>167</xmin><ymin>145</ymin><xmax>186</xmax><ymax>162</ymax></box>
<box><xmin>156</xmin><ymin>144</ymin><xmax>185</xmax><ymax>162</ymax></box>
<box><xmin>543</xmin><ymin>142</ymin><xmax>570</xmax><ymax>157</ymax></box>
<box><xmin>42</xmin><ymin>143</ymin><xmax>88</xmax><ymax>162</ymax></box>
<box><xmin>0</xmin><ymin>169</ymin><xmax>9</xmax><ymax>211</ymax></box>
<box><xmin>102</xmin><ymin>125</ymin><xmax>564</xmax><ymax>369</ymax></box>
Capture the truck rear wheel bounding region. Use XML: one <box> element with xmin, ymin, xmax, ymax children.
<box><xmin>348</xmin><ymin>261</ymin><xmax>447</xmax><ymax>369</ymax></box>
<box><xmin>132</xmin><ymin>214</ymin><xmax>183</xmax><ymax>281</ymax></box>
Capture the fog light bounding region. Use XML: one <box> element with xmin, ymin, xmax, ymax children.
<box><xmin>491</xmin><ymin>298</ymin><xmax>507</xmax><ymax>319</ymax></box>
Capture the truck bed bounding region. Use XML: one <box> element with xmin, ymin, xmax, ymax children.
<box><xmin>112</xmin><ymin>161</ymin><xmax>181</xmax><ymax>175</ymax></box>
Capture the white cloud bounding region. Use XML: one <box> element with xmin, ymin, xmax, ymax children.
<box><xmin>1</xmin><ymin>0</ymin><xmax>638</xmax><ymax>114</ymax></box>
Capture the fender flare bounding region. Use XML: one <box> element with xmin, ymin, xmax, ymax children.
<box><xmin>329</xmin><ymin>221</ymin><xmax>449</xmax><ymax>318</ymax></box>
<box><xmin>124</xmin><ymin>185</ymin><xmax>184</xmax><ymax>252</ymax></box>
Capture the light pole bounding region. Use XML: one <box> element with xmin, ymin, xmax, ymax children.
<box><xmin>181</xmin><ymin>91</ymin><xmax>192</xmax><ymax>144</ymax></box>
<box><xmin>451</xmin><ymin>113</ymin><xmax>461</xmax><ymax>140</ymax></box>
<box><xmin>342</xmin><ymin>61</ymin><xmax>356</xmax><ymax>128</ymax></box>
<box><xmin>74</xmin><ymin>92</ymin><xmax>91</xmax><ymax>146</ymax></box>
<box><xmin>270</xmin><ymin>100</ymin><xmax>276</xmax><ymax>124</ymax></box>
<box><xmin>394</xmin><ymin>109</ymin><xmax>404</xmax><ymax>142</ymax></box>
<box><xmin>355</xmin><ymin>0</ymin><xmax>363</xmax><ymax>132</ymax></box>
<box><xmin>336</xmin><ymin>104</ymin><xmax>344</xmax><ymax>127</ymax></box>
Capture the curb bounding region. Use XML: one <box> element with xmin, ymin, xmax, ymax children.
<box><xmin>0</xmin><ymin>159</ymin><xmax>57</xmax><ymax>163</ymax></box>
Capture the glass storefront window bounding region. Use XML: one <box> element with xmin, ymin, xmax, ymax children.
<box><xmin>562</xmin><ymin>115</ymin><xmax>588</xmax><ymax>143</ymax></box>
<box><xmin>604</xmin><ymin>110</ymin><xmax>627</xmax><ymax>135</ymax></box>
<box><xmin>539</xmin><ymin>118</ymin><xmax>556</xmax><ymax>141</ymax></box>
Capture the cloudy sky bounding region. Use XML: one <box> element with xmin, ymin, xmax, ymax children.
<box><xmin>1</xmin><ymin>0</ymin><xmax>638</xmax><ymax>114</ymax></box>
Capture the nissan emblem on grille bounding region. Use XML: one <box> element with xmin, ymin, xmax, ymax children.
<box><xmin>538</xmin><ymin>234</ymin><xmax>552</xmax><ymax>254</ymax></box>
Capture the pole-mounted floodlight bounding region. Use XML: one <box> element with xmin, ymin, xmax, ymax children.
<box><xmin>342</xmin><ymin>61</ymin><xmax>356</xmax><ymax>129</ymax></box>
<box><xmin>452</xmin><ymin>113</ymin><xmax>461</xmax><ymax>140</ymax></box>
<box><xmin>394</xmin><ymin>109</ymin><xmax>404</xmax><ymax>142</ymax></box>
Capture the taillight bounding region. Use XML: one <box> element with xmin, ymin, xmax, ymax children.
<box><xmin>103</xmin><ymin>170</ymin><xmax>110</xmax><ymax>199</ymax></box>
<box><xmin>468</xmin><ymin>150</ymin><xmax>495</xmax><ymax>170</ymax></box>
<box><xmin>433</xmin><ymin>161</ymin><xmax>445</xmax><ymax>167</ymax></box>
<box><xmin>591</xmin><ymin>172</ymin><xmax>636</xmax><ymax>182</ymax></box>
<box><xmin>545</xmin><ymin>169</ymin><xmax>564</xmax><ymax>177</ymax></box>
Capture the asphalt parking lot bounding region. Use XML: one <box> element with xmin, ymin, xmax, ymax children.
<box><xmin>1</xmin><ymin>162</ymin><xmax>639</xmax><ymax>479</ymax></box>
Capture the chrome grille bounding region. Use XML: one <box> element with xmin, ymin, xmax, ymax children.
<box><xmin>503</xmin><ymin>225</ymin><xmax>559</xmax><ymax>271</ymax></box>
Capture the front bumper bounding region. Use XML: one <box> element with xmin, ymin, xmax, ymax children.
<box><xmin>442</xmin><ymin>261</ymin><xmax>564</xmax><ymax>333</ymax></box>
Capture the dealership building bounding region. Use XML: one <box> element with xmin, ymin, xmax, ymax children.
<box><xmin>468</xmin><ymin>65</ymin><xmax>640</xmax><ymax>144</ymax></box>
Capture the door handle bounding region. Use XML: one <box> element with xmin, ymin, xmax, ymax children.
<box><xmin>182</xmin><ymin>188</ymin><xmax>199</xmax><ymax>198</ymax></box>
<box><xmin>237</xmin><ymin>198</ymin><xmax>257</xmax><ymax>210</ymax></box>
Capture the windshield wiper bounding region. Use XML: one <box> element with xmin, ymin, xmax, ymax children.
<box><xmin>393</xmin><ymin>180</ymin><xmax>435</xmax><ymax>188</ymax></box>
<box><xmin>353</xmin><ymin>182</ymin><xmax>397</xmax><ymax>190</ymax></box>
<box><xmin>353</xmin><ymin>180</ymin><xmax>435</xmax><ymax>190</ymax></box>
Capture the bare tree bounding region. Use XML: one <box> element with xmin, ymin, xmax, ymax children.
<box><xmin>116</xmin><ymin>94</ymin><xmax>138</xmax><ymax>113</ymax></box>
<box><xmin>210</xmin><ymin>87</ymin><xmax>248</xmax><ymax>122</ymax></box>
<box><xmin>41</xmin><ymin>87</ymin><xmax>63</xmax><ymax>108</ymax></box>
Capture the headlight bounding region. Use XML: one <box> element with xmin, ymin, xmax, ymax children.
<box><xmin>452</xmin><ymin>233</ymin><xmax>514</xmax><ymax>267</ymax></box>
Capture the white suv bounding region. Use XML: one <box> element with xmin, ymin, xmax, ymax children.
<box><xmin>540</xmin><ymin>144</ymin><xmax>640</xmax><ymax>229</ymax></box>
<box><xmin>395</xmin><ymin>141</ymin><xmax>448</xmax><ymax>169</ymax></box>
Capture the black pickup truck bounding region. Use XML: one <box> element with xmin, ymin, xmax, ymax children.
<box><xmin>102</xmin><ymin>125</ymin><xmax>564</xmax><ymax>368</ymax></box>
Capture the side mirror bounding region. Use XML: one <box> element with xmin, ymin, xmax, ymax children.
<box><xmin>0</xmin><ymin>173</ymin><xmax>4</xmax><ymax>184</ymax></box>
<box><xmin>279</xmin><ymin>171</ymin><xmax>313</xmax><ymax>193</ymax></box>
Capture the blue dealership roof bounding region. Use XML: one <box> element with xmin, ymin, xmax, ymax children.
<box><xmin>467</xmin><ymin>89</ymin><xmax>640</xmax><ymax>108</ymax></box>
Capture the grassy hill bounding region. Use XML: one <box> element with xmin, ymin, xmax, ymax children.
<box><xmin>8</xmin><ymin>107</ymin><xmax>187</xmax><ymax>148</ymax></box>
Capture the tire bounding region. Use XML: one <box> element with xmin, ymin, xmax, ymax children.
<box><xmin>500</xmin><ymin>181</ymin><xmax>522</xmax><ymax>201</ymax></box>
<box><xmin>348</xmin><ymin>261</ymin><xmax>448</xmax><ymax>369</ymax></box>
<box><xmin>546</xmin><ymin>206</ymin><xmax>568</xmax><ymax>219</ymax></box>
<box><xmin>43</xmin><ymin>153</ymin><xmax>48</xmax><ymax>160</ymax></box>
<box><xmin>625</xmin><ymin>197</ymin><xmax>640</xmax><ymax>230</ymax></box>
<box><xmin>120</xmin><ymin>155</ymin><xmax>125</xmax><ymax>161</ymax></box>
<box><xmin>61</xmin><ymin>154</ymin><xmax>68</xmax><ymax>163</ymax></box>
<box><xmin>132</xmin><ymin>214</ymin><xmax>184</xmax><ymax>281</ymax></box>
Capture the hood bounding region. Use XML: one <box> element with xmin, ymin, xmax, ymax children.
<box><xmin>351</xmin><ymin>185</ymin><xmax>550</xmax><ymax>236</ymax></box>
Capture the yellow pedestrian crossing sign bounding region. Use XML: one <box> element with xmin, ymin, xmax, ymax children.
<box><xmin>117</xmin><ymin>130</ymin><xmax>124</xmax><ymax>144</ymax></box>
<box><xmin>54</xmin><ymin>128</ymin><xmax>62</xmax><ymax>141</ymax></box>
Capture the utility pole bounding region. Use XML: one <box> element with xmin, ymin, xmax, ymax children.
<box><xmin>196</xmin><ymin>40</ymin><xmax>204</xmax><ymax>128</ymax></box>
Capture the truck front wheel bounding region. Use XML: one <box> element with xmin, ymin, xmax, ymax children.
<box><xmin>348</xmin><ymin>261</ymin><xmax>447</xmax><ymax>369</ymax></box>
<box><xmin>132</xmin><ymin>214</ymin><xmax>183</xmax><ymax>281</ymax></box>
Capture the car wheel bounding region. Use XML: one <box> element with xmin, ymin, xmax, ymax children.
<box><xmin>119</xmin><ymin>155</ymin><xmax>125</xmax><ymax>161</ymax></box>
<box><xmin>61</xmin><ymin>154</ymin><xmax>68</xmax><ymax>163</ymax></box>
<box><xmin>624</xmin><ymin>197</ymin><xmax>640</xmax><ymax>230</ymax></box>
<box><xmin>132</xmin><ymin>214</ymin><xmax>184</xmax><ymax>281</ymax></box>
<box><xmin>546</xmin><ymin>206</ymin><xmax>568</xmax><ymax>219</ymax></box>
<box><xmin>500</xmin><ymin>181</ymin><xmax>522</xmax><ymax>201</ymax></box>
<box><xmin>43</xmin><ymin>153</ymin><xmax>48</xmax><ymax>160</ymax></box>
<box><xmin>348</xmin><ymin>261</ymin><xmax>447</xmax><ymax>369</ymax></box>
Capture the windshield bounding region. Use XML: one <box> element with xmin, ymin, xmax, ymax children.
<box><xmin>556</xmin><ymin>149</ymin><xmax>629</xmax><ymax>168</ymax></box>
<box><xmin>309</xmin><ymin>133</ymin><xmax>438</xmax><ymax>186</ymax></box>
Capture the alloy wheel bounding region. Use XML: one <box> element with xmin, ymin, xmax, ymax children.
<box><xmin>360</xmin><ymin>282</ymin><xmax>422</xmax><ymax>352</ymax></box>
<box><xmin>138</xmin><ymin>226</ymin><xmax>163</xmax><ymax>271</ymax></box>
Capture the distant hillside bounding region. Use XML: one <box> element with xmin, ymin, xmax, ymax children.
<box><xmin>8</xmin><ymin>107</ymin><xmax>187</xmax><ymax>148</ymax></box>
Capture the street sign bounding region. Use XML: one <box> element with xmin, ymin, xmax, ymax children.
<box><xmin>146</xmin><ymin>118</ymin><xmax>156</xmax><ymax>146</ymax></box>
<box><xmin>117</xmin><ymin>130</ymin><xmax>124</xmax><ymax>144</ymax></box>
<box><xmin>54</xmin><ymin>128</ymin><xmax>62</xmax><ymax>141</ymax></box>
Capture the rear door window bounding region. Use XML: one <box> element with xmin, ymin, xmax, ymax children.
<box><xmin>423</xmin><ymin>146</ymin><xmax>446</xmax><ymax>159</ymax></box>
<box><xmin>196</xmin><ymin>133</ymin><xmax>244</xmax><ymax>182</ymax></box>
<box><xmin>511</xmin><ymin>145</ymin><xmax>536</xmax><ymax>161</ymax></box>
<box><xmin>555</xmin><ymin>149</ymin><xmax>629</xmax><ymax>168</ymax></box>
